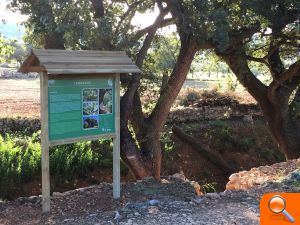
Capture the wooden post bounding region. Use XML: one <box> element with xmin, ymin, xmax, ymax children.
<box><xmin>40</xmin><ymin>72</ymin><xmax>51</xmax><ymax>212</ymax></box>
<box><xmin>113</xmin><ymin>73</ymin><xmax>121</xmax><ymax>198</ymax></box>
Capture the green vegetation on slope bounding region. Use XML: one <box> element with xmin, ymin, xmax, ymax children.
<box><xmin>0</xmin><ymin>134</ymin><xmax>121</xmax><ymax>200</ymax></box>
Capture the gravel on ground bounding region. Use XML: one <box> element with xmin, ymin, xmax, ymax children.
<box><xmin>1</xmin><ymin>159</ymin><xmax>300</xmax><ymax>225</ymax></box>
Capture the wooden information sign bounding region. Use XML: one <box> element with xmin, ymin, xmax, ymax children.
<box><xmin>20</xmin><ymin>49</ymin><xmax>140</xmax><ymax>212</ymax></box>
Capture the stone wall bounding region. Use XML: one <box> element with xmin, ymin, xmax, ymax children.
<box><xmin>0</xmin><ymin>104</ymin><xmax>261</xmax><ymax>136</ymax></box>
<box><xmin>0</xmin><ymin>69</ymin><xmax>38</xmax><ymax>79</ymax></box>
<box><xmin>0</xmin><ymin>117</ymin><xmax>40</xmax><ymax>136</ymax></box>
<box><xmin>167</xmin><ymin>104</ymin><xmax>262</xmax><ymax>124</ymax></box>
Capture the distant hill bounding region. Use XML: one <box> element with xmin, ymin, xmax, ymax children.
<box><xmin>0</xmin><ymin>22</ymin><xmax>24</xmax><ymax>41</ymax></box>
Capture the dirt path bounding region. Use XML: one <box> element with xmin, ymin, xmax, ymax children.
<box><xmin>0</xmin><ymin>181</ymin><xmax>260</xmax><ymax>225</ymax></box>
<box><xmin>1</xmin><ymin>164</ymin><xmax>300</xmax><ymax>225</ymax></box>
<box><xmin>0</xmin><ymin>78</ymin><xmax>40</xmax><ymax>118</ymax></box>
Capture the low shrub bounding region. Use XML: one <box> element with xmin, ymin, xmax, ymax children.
<box><xmin>0</xmin><ymin>134</ymin><xmax>118</xmax><ymax>200</ymax></box>
<box><xmin>0</xmin><ymin>135</ymin><xmax>41</xmax><ymax>199</ymax></box>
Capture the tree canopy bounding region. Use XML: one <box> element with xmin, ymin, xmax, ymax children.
<box><xmin>6</xmin><ymin>0</ymin><xmax>300</xmax><ymax>177</ymax></box>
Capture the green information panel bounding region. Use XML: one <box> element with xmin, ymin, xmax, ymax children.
<box><xmin>48</xmin><ymin>78</ymin><xmax>115</xmax><ymax>141</ymax></box>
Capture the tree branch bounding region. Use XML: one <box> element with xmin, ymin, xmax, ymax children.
<box><xmin>128</xmin><ymin>5</ymin><xmax>172</xmax><ymax>133</ymax></box>
<box><xmin>217</xmin><ymin>43</ymin><xmax>270</xmax><ymax>110</ymax></box>
<box><xmin>120</xmin><ymin>5</ymin><xmax>173</xmax><ymax>178</ymax></box>
<box><xmin>172</xmin><ymin>125</ymin><xmax>235</xmax><ymax>176</ymax></box>
<box><xmin>134</xmin><ymin>18</ymin><xmax>175</xmax><ymax>41</ymax></box>
<box><xmin>120</xmin><ymin>5</ymin><xmax>172</xmax><ymax>168</ymax></box>
<box><xmin>149</xmin><ymin>37</ymin><xmax>198</xmax><ymax>130</ymax></box>
<box><xmin>269</xmin><ymin>59</ymin><xmax>300</xmax><ymax>97</ymax></box>
<box><xmin>267</xmin><ymin>38</ymin><xmax>286</xmax><ymax>78</ymax></box>
<box><xmin>246</xmin><ymin>55</ymin><xmax>268</xmax><ymax>65</ymax></box>
<box><xmin>114</xmin><ymin>0</ymin><xmax>144</xmax><ymax>35</ymax></box>
<box><xmin>89</xmin><ymin>0</ymin><xmax>105</xmax><ymax>18</ymax></box>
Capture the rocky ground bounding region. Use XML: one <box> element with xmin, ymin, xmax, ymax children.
<box><xmin>1</xmin><ymin>159</ymin><xmax>300</xmax><ymax>225</ymax></box>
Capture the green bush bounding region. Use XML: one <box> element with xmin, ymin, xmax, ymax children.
<box><xmin>0</xmin><ymin>135</ymin><xmax>41</xmax><ymax>199</ymax></box>
<box><xmin>0</xmin><ymin>134</ymin><xmax>117</xmax><ymax>200</ymax></box>
<box><xmin>50</xmin><ymin>141</ymin><xmax>108</xmax><ymax>179</ymax></box>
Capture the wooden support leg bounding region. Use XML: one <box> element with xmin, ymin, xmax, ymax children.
<box><xmin>41</xmin><ymin>143</ymin><xmax>50</xmax><ymax>212</ymax></box>
<box><xmin>40</xmin><ymin>72</ymin><xmax>50</xmax><ymax>212</ymax></box>
<box><xmin>113</xmin><ymin>137</ymin><xmax>120</xmax><ymax>198</ymax></box>
<box><xmin>113</xmin><ymin>73</ymin><xmax>121</xmax><ymax>199</ymax></box>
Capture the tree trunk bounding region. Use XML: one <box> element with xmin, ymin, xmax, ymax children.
<box><xmin>119</xmin><ymin>7</ymin><xmax>173</xmax><ymax>179</ymax></box>
<box><xmin>217</xmin><ymin>44</ymin><xmax>300</xmax><ymax>160</ymax></box>
<box><xmin>44</xmin><ymin>33</ymin><xmax>65</xmax><ymax>49</ymax></box>
<box><xmin>143</xmin><ymin>37</ymin><xmax>198</xmax><ymax>178</ymax></box>
<box><xmin>120</xmin><ymin>119</ymin><xmax>151</xmax><ymax>178</ymax></box>
<box><xmin>265</xmin><ymin>99</ymin><xmax>300</xmax><ymax>159</ymax></box>
<box><xmin>120</xmin><ymin>37</ymin><xmax>198</xmax><ymax>179</ymax></box>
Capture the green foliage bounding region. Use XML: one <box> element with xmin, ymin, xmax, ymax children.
<box><xmin>0</xmin><ymin>135</ymin><xmax>40</xmax><ymax>199</ymax></box>
<box><xmin>0</xmin><ymin>134</ymin><xmax>117</xmax><ymax>200</ymax></box>
<box><xmin>140</xmin><ymin>34</ymin><xmax>181</xmax><ymax>113</ymax></box>
<box><xmin>144</xmin><ymin>34</ymin><xmax>179</xmax><ymax>76</ymax></box>
<box><xmin>0</xmin><ymin>34</ymin><xmax>15</xmax><ymax>63</ymax></box>
<box><xmin>0</xmin><ymin>33</ymin><xmax>27</xmax><ymax>65</ymax></box>
<box><xmin>183</xmin><ymin>0</ymin><xmax>232</xmax><ymax>50</ymax></box>
<box><xmin>160</xmin><ymin>131</ymin><xmax>175</xmax><ymax>153</ymax></box>
<box><xmin>51</xmin><ymin>142</ymin><xmax>99</xmax><ymax>179</ymax></box>
<box><xmin>9</xmin><ymin>0</ymin><xmax>155</xmax><ymax>50</ymax></box>
<box><xmin>225</xmin><ymin>74</ymin><xmax>238</xmax><ymax>92</ymax></box>
<box><xmin>208</xmin><ymin>121</ymin><xmax>255</xmax><ymax>153</ymax></box>
<box><xmin>191</xmin><ymin>50</ymin><xmax>231</xmax><ymax>78</ymax></box>
<box><xmin>260</xmin><ymin>147</ymin><xmax>285</xmax><ymax>161</ymax></box>
<box><xmin>201</xmin><ymin>182</ymin><xmax>217</xmax><ymax>193</ymax></box>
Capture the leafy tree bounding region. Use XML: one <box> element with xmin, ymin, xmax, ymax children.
<box><xmin>169</xmin><ymin>0</ymin><xmax>300</xmax><ymax>159</ymax></box>
<box><xmin>0</xmin><ymin>34</ymin><xmax>15</xmax><ymax>63</ymax></box>
<box><xmin>8</xmin><ymin>41</ymin><xmax>28</xmax><ymax>66</ymax></box>
<box><xmin>8</xmin><ymin>0</ymin><xmax>195</xmax><ymax>179</ymax></box>
<box><xmin>8</xmin><ymin>0</ymin><xmax>300</xmax><ymax>180</ymax></box>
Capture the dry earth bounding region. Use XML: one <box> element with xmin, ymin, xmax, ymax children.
<box><xmin>1</xmin><ymin>160</ymin><xmax>300</xmax><ymax>225</ymax></box>
<box><xmin>0</xmin><ymin>78</ymin><xmax>40</xmax><ymax>118</ymax></box>
<box><xmin>0</xmin><ymin>76</ymin><xmax>256</xmax><ymax>119</ymax></box>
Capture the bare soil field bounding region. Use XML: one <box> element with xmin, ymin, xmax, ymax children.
<box><xmin>0</xmin><ymin>78</ymin><xmax>40</xmax><ymax>118</ymax></box>
<box><xmin>0</xmin><ymin>77</ymin><xmax>256</xmax><ymax>119</ymax></box>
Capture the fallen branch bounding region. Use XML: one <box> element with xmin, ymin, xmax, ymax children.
<box><xmin>172</xmin><ymin>125</ymin><xmax>235</xmax><ymax>176</ymax></box>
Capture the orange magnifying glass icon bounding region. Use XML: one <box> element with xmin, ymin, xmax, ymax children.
<box><xmin>268</xmin><ymin>195</ymin><xmax>295</xmax><ymax>223</ymax></box>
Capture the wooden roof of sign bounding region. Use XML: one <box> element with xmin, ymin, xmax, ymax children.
<box><xmin>19</xmin><ymin>49</ymin><xmax>141</xmax><ymax>74</ymax></box>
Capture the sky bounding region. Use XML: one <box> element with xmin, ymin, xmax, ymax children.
<box><xmin>0</xmin><ymin>0</ymin><xmax>27</xmax><ymax>41</ymax></box>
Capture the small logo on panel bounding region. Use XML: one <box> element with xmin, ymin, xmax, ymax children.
<box><xmin>108</xmin><ymin>79</ymin><xmax>113</xmax><ymax>86</ymax></box>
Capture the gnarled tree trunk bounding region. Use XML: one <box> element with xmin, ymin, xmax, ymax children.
<box><xmin>120</xmin><ymin>37</ymin><xmax>198</xmax><ymax>179</ymax></box>
<box><xmin>217</xmin><ymin>43</ymin><xmax>300</xmax><ymax>160</ymax></box>
<box><xmin>267</xmin><ymin>107</ymin><xmax>300</xmax><ymax>159</ymax></box>
<box><xmin>265</xmin><ymin>87</ymin><xmax>300</xmax><ymax>159</ymax></box>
